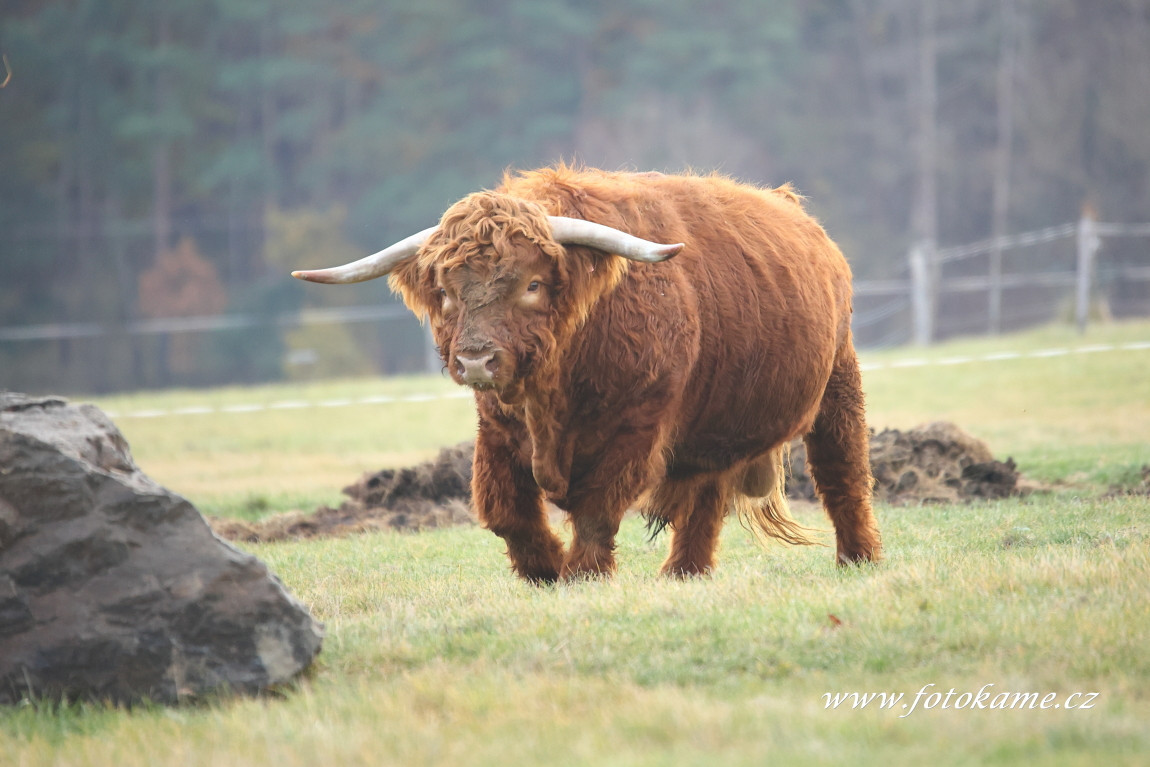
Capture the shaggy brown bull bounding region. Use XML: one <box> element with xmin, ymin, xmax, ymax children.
<box><xmin>293</xmin><ymin>166</ymin><xmax>882</xmax><ymax>580</ymax></box>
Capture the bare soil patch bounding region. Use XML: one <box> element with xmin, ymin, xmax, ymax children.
<box><xmin>212</xmin><ymin>443</ymin><xmax>475</xmax><ymax>543</ymax></box>
<box><xmin>1104</xmin><ymin>465</ymin><xmax>1150</xmax><ymax>499</ymax></box>
<box><xmin>211</xmin><ymin>422</ymin><xmax>1022</xmax><ymax>542</ymax></box>
<box><xmin>789</xmin><ymin>421</ymin><xmax>1022</xmax><ymax>505</ymax></box>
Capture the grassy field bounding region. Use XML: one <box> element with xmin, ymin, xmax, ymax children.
<box><xmin>85</xmin><ymin>375</ymin><xmax>480</xmax><ymax>519</ymax></box>
<box><xmin>3</xmin><ymin>320</ymin><xmax>1150</xmax><ymax>765</ymax></box>
<box><xmin>860</xmin><ymin>320</ymin><xmax>1150</xmax><ymax>489</ymax></box>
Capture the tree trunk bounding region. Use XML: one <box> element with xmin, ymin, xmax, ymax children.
<box><xmin>152</xmin><ymin>11</ymin><xmax>173</xmax><ymax>258</ymax></box>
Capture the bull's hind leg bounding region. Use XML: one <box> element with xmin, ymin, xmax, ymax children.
<box><xmin>645</xmin><ymin>477</ymin><xmax>729</xmax><ymax>577</ymax></box>
<box><xmin>804</xmin><ymin>341</ymin><xmax>883</xmax><ymax>564</ymax></box>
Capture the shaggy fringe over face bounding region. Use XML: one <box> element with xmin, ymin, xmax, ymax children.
<box><xmin>387</xmin><ymin>190</ymin><xmax>636</xmax><ymax>412</ymax></box>
<box><xmin>391</xmin><ymin>191</ymin><xmax>629</xmax><ymax>331</ymax></box>
<box><xmin>426</xmin><ymin>192</ymin><xmax>567</xmax><ymax>271</ymax></box>
<box><xmin>388</xmin><ymin>192</ymin><xmax>565</xmax><ymax>319</ymax></box>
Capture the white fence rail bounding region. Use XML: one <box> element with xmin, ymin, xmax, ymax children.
<box><xmin>0</xmin><ymin>305</ymin><xmax>412</xmax><ymax>343</ymax></box>
<box><xmin>98</xmin><ymin>339</ymin><xmax>1150</xmax><ymax>420</ymax></box>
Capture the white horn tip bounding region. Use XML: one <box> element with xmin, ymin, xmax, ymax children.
<box><xmin>291</xmin><ymin>269</ymin><xmax>336</xmax><ymax>284</ymax></box>
<box><xmin>634</xmin><ymin>243</ymin><xmax>685</xmax><ymax>262</ymax></box>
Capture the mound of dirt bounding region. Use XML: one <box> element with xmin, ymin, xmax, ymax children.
<box><xmin>1104</xmin><ymin>465</ymin><xmax>1150</xmax><ymax>498</ymax></box>
<box><xmin>211</xmin><ymin>422</ymin><xmax>1021</xmax><ymax>542</ymax></box>
<box><xmin>788</xmin><ymin>421</ymin><xmax>1020</xmax><ymax>505</ymax></box>
<box><xmin>212</xmin><ymin>443</ymin><xmax>476</xmax><ymax>543</ymax></box>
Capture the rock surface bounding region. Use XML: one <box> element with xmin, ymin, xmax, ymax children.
<box><xmin>0</xmin><ymin>392</ymin><xmax>323</xmax><ymax>705</ymax></box>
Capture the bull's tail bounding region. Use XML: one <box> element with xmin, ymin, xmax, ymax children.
<box><xmin>735</xmin><ymin>444</ymin><xmax>823</xmax><ymax>547</ymax></box>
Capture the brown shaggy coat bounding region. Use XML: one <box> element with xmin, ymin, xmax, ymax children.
<box><xmin>390</xmin><ymin>166</ymin><xmax>881</xmax><ymax>580</ymax></box>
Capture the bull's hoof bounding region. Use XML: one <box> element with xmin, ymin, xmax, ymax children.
<box><xmin>504</xmin><ymin>537</ymin><xmax>564</xmax><ymax>584</ymax></box>
<box><xmin>559</xmin><ymin>549</ymin><xmax>616</xmax><ymax>581</ymax></box>
<box><xmin>836</xmin><ymin>544</ymin><xmax>883</xmax><ymax>566</ymax></box>
<box><xmin>659</xmin><ymin>562</ymin><xmax>713</xmax><ymax>579</ymax></box>
<box><xmin>511</xmin><ymin>557</ymin><xmax>561</xmax><ymax>584</ymax></box>
<box><xmin>522</xmin><ymin>570</ymin><xmax>559</xmax><ymax>585</ymax></box>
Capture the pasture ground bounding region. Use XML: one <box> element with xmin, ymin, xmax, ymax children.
<box><xmin>3</xmin><ymin>320</ymin><xmax>1149</xmax><ymax>765</ymax></box>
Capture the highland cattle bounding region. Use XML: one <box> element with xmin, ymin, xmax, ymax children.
<box><xmin>293</xmin><ymin>166</ymin><xmax>882</xmax><ymax>580</ymax></box>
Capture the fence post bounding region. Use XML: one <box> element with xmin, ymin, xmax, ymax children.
<box><xmin>1075</xmin><ymin>210</ymin><xmax>1100</xmax><ymax>333</ymax></box>
<box><xmin>910</xmin><ymin>241</ymin><xmax>935</xmax><ymax>345</ymax></box>
<box><xmin>988</xmin><ymin>238</ymin><xmax>1003</xmax><ymax>335</ymax></box>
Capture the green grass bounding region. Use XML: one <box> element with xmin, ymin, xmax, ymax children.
<box><xmin>4</xmin><ymin>319</ymin><xmax>1150</xmax><ymax>765</ymax></box>
<box><xmin>5</xmin><ymin>502</ymin><xmax>1149</xmax><ymax>765</ymax></box>
<box><xmin>92</xmin><ymin>374</ymin><xmax>479</xmax><ymax>518</ymax></box>
<box><xmin>861</xmin><ymin>321</ymin><xmax>1150</xmax><ymax>487</ymax></box>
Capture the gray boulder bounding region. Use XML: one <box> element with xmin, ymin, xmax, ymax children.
<box><xmin>0</xmin><ymin>392</ymin><xmax>323</xmax><ymax>705</ymax></box>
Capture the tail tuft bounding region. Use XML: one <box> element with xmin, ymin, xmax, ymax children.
<box><xmin>735</xmin><ymin>444</ymin><xmax>824</xmax><ymax>547</ymax></box>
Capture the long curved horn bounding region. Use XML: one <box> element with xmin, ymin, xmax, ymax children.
<box><xmin>548</xmin><ymin>217</ymin><xmax>684</xmax><ymax>262</ymax></box>
<box><xmin>291</xmin><ymin>226</ymin><xmax>437</xmax><ymax>284</ymax></box>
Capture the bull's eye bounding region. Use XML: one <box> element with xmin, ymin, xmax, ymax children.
<box><xmin>438</xmin><ymin>286</ymin><xmax>457</xmax><ymax>315</ymax></box>
<box><xmin>526</xmin><ymin>281</ymin><xmax>540</xmax><ymax>293</ymax></box>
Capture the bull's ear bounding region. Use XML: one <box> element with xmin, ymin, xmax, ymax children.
<box><xmin>387</xmin><ymin>257</ymin><xmax>439</xmax><ymax>322</ymax></box>
<box><xmin>553</xmin><ymin>244</ymin><xmax>630</xmax><ymax>323</ymax></box>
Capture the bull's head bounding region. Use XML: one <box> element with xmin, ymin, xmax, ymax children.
<box><xmin>292</xmin><ymin>192</ymin><xmax>683</xmax><ymax>399</ymax></box>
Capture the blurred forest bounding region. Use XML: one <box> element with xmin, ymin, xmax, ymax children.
<box><xmin>2</xmin><ymin>0</ymin><xmax>1150</xmax><ymax>392</ymax></box>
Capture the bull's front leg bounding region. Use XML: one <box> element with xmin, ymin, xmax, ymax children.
<box><xmin>472</xmin><ymin>424</ymin><xmax>565</xmax><ymax>583</ymax></box>
<box><xmin>524</xmin><ymin>395</ymin><xmax>573</xmax><ymax>501</ymax></box>
<box><xmin>558</xmin><ymin>411</ymin><xmax>671</xmax><ymax>580</ymax></box>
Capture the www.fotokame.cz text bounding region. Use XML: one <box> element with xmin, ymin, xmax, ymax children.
<box><xmin>823</xmin><ymin>684</ymin><xmax>1099</xmax><ymax>718</ymax></box>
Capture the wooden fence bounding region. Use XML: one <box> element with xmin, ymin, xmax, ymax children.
<box><xmin>852</xmin><ymin>214</ymin><xmax>1150</xmax><ymax>347</ymax></box>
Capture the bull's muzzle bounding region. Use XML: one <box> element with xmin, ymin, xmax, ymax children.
<box><xmin>454</xmin><ymin>352</ymin><xmax>498</xmax><ymax>389</ymax></box>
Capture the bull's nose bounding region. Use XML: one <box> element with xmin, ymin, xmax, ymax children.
<box><xmin>455</xmin><ymin>352</ymin><xmax>497</xmax><ymax>385</ymax></box>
